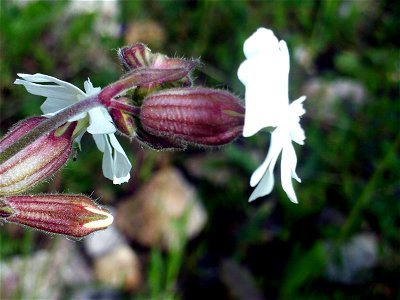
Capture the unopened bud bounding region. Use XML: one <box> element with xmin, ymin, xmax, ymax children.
<box><xmin>139</xmin><ymin>87</ymin><xmax>244</xmax><ymax>147</ymax></box>
<box><xmin>118</xmin><ymin>43</ymin><xmax>153</xmax><ymax>70</ymax></box>
<box><xmin>109</xmin><ymin>97</ymin><xmax>137</xmax><ymax>137</ymax></box>
<box><xmin>0</xmin><ymin>117</ymin><xmax>76</xmax><ymax>195</ymax></box>
<box><xmin>0</xmin><ymin>194</ymin><xmax>113</xmax><ymax>238</ymax></box>
<box><xmin>118</xmin><ymin>43</ymin><xmax>198</xmax><ymax>89</ymax></box>
<box><xmin>118</xmin><ymin>43</ymin><xmax>198</xmax><ymax>72</ymax></box>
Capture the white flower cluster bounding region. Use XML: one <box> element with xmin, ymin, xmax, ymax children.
<box><xmin>238</xmin><ymin>28</ymin><xmax>306</xmax><ymax>203</ymax></box>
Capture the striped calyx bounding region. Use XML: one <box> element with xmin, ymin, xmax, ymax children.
<box><xmin>0</xmin><ymin>194</ymin><xmax>113</xmax><ymax>238</ymax></box>
<box><xmin>139</xmin><ymin>87</ymin><xmax>245</xmax><ymax>148</ymax></box>
<box><xmin>0</xmin><ymin>117</ymin><xmax>76</xmax><ymax>195</ymax></box>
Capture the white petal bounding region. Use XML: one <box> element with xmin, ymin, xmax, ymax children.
<box><xmin>87</xmin><ymin>107</ymin><xmax>116</xmax><ymax>134</ymax></box>
<box><xmin>14</xmin><ymin>80</ymin><xmax>81</xmax><ymax>102</ymax></box>
<box><xmin>250</xmin><ymin>128</ymin><xmax>284</xmax><ymax>187</ymax></box>
<box><xmin>93</xmin><ymin>133</ymin><xmax>106</xmax><ymax>152</ymax></box>
<box><xmin>243</xmin><ymin>28</ymin><xmax>278</xmax><ymax>59</ymax></box>
<box><xmin>40</xmin><ymin>97</ymin><xmax>77</xmax><ymax>115</ymax></box>
<box><xmin>83</xmin><ymin>79</ymin><xmax>101</xmax><ymax>96</ymax></box>
<box><xmin>288</xmin><ymin>96</ymin><xmax>306</xmax><ymax>145</ymax></box>
<box><xmin>249</xmin><ymin>163</ymin><xmax>275</xmax><ymax>202</ymax></box>
<box><xmin>280</xmin><ymin>140</ymin><xmax>299</xmax><ymax>203</ymax></box>
<box><xmin>290</xmin><ymin>96</ymin><xmax>307</xmax><ymax>117</ymax></box>
<box><xmin>238</xmin><ymin>29</ymin><xmax>290</xmax><ymax>137</ymax></box>
<box><xmin>290</xmin><ymin>123</ymin><xmax>306</xmax><ymax>145</ymax></box>
<box><xmin>108</xmin><ymin>134</ymin><xmax>131</xmax><ymax>184</ymax></box>
<box><xmin>16</xmin><ymin>73</ymin><xmax>85</xmax><ymax>97</ymax></box>
<box><xmin>93</xmin><ymin>134</ymin><xmax>131</xmax><ymax>184</ymax></box>
<box><xmin>100</xmin><ymin>135</ymin><xmax>115</xmax><ymax>182</ymax></box>
<box><xmin>73</xmin><ymin>130</ymin><xmax>86</xmax><ymax>150</ymax></box>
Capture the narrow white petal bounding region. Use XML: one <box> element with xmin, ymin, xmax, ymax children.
<box><xmin>15</xmin><ymin>80</ymin><xmax>82</xmax><ymax>102</ymax></box>
<box><xmin>40</xmin><ymin>97</ymin><xmax>78</xmax><ymax>115</ymax></box>
<box><xmin>74</xmin><ymin>130</ymin><xmax>86</xmax><ymax>150</ymax></box>
<box><xmin>284</xmin><ymin>140</ymin><xmax>301</xmax><ymax>183</ymax></box>
<box><xmin>93</xmin><ymin>134</ymin><xmax>106</xmax><ymax>152</ymax></box>
<box><xmin>87</xmin><ymin>108</ymin><xmax>116</xmax><ymax>134</ymax></box>
<box><xmin>83</xmin><ymin>78</ymin><xmax>101</xmax><ymax>96</ymax></box>
<box><xmin>16</xmin><ymin>73</ymin><xmax>85</xmax><ymax>96</ymax></box>
<box><xmin>250</xmin><ymin>128</ymin><xmax>284</xmax><ymax>186</ymax></box>
<box><xmin>249</xmin><ymin>165</ymin><xmax>275</xmax><ymax>202</ymax></box>
<box><xmin>290</xmin><ymin>124</ymin><xmax>305</xmax><ymax>145</ymax></box>
<box><xmin>100</xmin><ymin>135</ymin><xmax>115</xmax><ymax>182</ymax></box>
<box><xmin>280</xmin><ymin>140</ymin><xmax>299</xmax><ymax>203</ymax></box>
<box><xmin>290</xmin><ymin>96</ymin><xmax>307</xmax><ymax>116</ymax></box>
<box><xmin>108</xmin><ymin>134</ymin><xmax>132</xmax><ymax>184</ymax></box>
<box><xmin>289</xmin><ymin>96</ymin><xmax>306</xmax><ymax>145</ymax></box>
<box><xmin>93</xmin><ymin>134</ymin><xmax>131</xmax><ymax>184</ymax></box>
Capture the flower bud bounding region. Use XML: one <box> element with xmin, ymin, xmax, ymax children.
<box><xmin>0</xmin><ymin>194</ymin><xmax>113</xmax><ymax>238</ymax></box>
<box><xmin>109</xmin><ymin>97</ymin><xmax>137</xmax><ymax>137</ymax></box>
<box><xmin>118</xmin><ymin>43</ymin><xmax>198</xmax><ymax>89</ymax></box>
<box><xmin>139</xmin><ymin>87</ymin><xmax>245</xmax><ymax>147</ymax></box>
<box><xmin>0</xmin><ymin>117</ymin><xmax>76</xmax><ymax>195</ymax></box>
<box><xmin>118</xmin><ymin>43</ymin><xmax>198</xmax><ymax>73</ymax></box>
<box><xmin>118</xmin><ymin>43</ymin><xmax>153</xmax><ymax>70</ymax></box>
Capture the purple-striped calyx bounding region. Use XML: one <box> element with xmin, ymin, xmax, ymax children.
<box><xmin>0</xmin><ymin>194</ymin><xmax>113</xmax><ymax>238</ymax></box>
<box><xmin>0</xmin><ymin>117</ymin><xmax>76</xmax><ymax>195</ymax></box>
<box><xmin>139</xmin><ymin>87</ymin><xmax>245</xmax><ymax>148</ymax></box>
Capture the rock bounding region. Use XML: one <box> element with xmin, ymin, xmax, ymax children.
<box><xmin>324</xmin><ymin>233</ymin><xmax>378</xmax><ymax>284</ymax></box>
<box><xmin>116</xmin><ymin>167</ymin><xmax>207</xmax><ymax>249</ymax></box>
<box><xmin>220</xmin><ymin>259</ymin><xmax>264</xmax><ymax>300</ymax></box>
<box><xmin>93</xmin><ymin>244</ymin><xmax>142</xmax><ymax>291</ymax></box>
<box><xmin>84</xmin><ymin>208</ymin><xmax>126</xmax><ymax>258</ymax></box>
<box><xmin>302</xmin><ymin>78</ymin><xmax>367</xmax><ymax>123</ymax></box>
<box><xmin>71</xmin><ymin>287</ymin><xmax>124</xmax><ymax>300</ymax></box>
<box><xmin>0</xmin><ymin>238</ymin><xmax>93</xmax><ymax>299</ymax></box>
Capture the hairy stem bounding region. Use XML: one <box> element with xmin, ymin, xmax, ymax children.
<box><xmin>109</xmin><ymin>98</ymin><xmax>141</xmax><ymax>116</ymax></box>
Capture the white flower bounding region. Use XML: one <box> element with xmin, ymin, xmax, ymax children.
<box><xmin>237</xmin><ymin>28</ymin><xmax>306</xmax><ymax>203</ymax></box>
<box><xmin>14</xmin><ymin>73</ymin><xmax>132</xmax><ymax>184</ymax></box>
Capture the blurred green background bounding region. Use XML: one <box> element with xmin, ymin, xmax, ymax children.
<box><xmin>0</xmin><ymin>0</ymin><xmax>399</xmax><ymax>299</ymax></box>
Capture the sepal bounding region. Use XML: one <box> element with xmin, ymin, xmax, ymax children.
<box><xmin>139</xmin><ymin>87</ymin><xmax>245</xmax><ymax>147</ymax></box>
<box><xmin>0</xmin><ymin>117</ymin><xmax>76</xmax><ymax>195</ymax></box>
<box><xmin>0</xmin><ymin>194</ymin><xmax>113</xmax><ymax>238</ymax></box>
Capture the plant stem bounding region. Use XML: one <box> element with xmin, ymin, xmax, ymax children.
<box><xmin>99</xmin><ymin>67</ymin><xmax>190</xmax><ymax>106</ymax></box>
<box><xmin>109</xmin><ymin>98</ymin><xmax>141</xmax><ymax>116</ymax></box>
<box><xmin>0</xmin><ymin>95</ymin><xmax>102</xmax><ymax>165</ymax></box>
<box><xmin>338</xmin><ymin>133</ymin><xmax>400</xmax><ymax>241</ymax></box>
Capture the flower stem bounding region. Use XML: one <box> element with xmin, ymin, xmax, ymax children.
<box><xmin>338</xmin><ymin>133</ymin><xmax>400</xmax><ymax>241</ymax></box>
<box><xmin>0</xmin><ymin>95</ymin><xmax>102</xmax><ymax>165</ymax></box>
<box><xmin>98</xmin><ymin>67</ymin><xmax>190</xmax><ymax>106</ymax></box>
<box><xmin>109</xmin><ymin>98</ymin><xmax>141</xmax><ymax>116</ymax></box>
